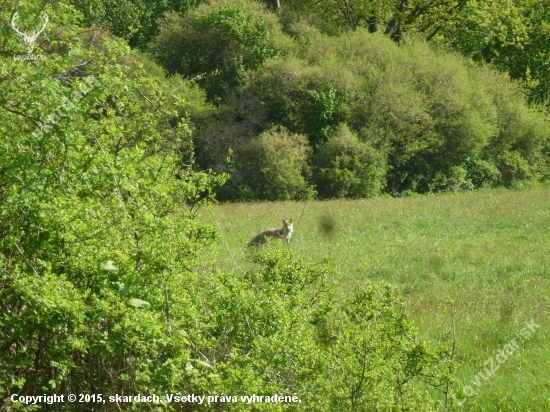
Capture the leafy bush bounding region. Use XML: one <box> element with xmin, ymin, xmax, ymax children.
<box><xmin>315</xmin><ymin>124</ymin><xmax>386</xmax><ymax>198</ymax></box>
<box><xmin>235</xmin><ymin>248</ymin><xmax>444</xmax><ymax>411</ymax></box>
<box><xmin>0</xmin><ymin>8</ymin><xmax>224</xmax><ymax>402</ymax></box>
<box><xmin>70</xmin><ymin>0</ymin><xmax>202</xmax><ymax>48</ymax></box>
<box><xmin>190</xmin><ymin>91</ymin><xmax>267</xmax><ymax>186</ymax></box>
<box><xmin>149</xmin><ymin>0</ymin><xmax>278</xmax><ymax>100</ymax></box>
<box><xmin>241</xmin><ymin>125</ymin><xmax>316</xmax><ymax>200</ymax></box>
<box><xmin>245</xmin><ymin>56</ymin><xmax>346</xmax><ymax>147</ymax></box>
<box><xmin>428</xmin><ymin>166</ymin><xmax>474</xmax><ymax>193</ymax></box>
<box><xmin>245</xmin><ymin>28</ymin><xmax>550</xmax><ymax>196</ymax></box>
<box><xmin>463</xmin><ymin>158</ymin><xmax>501</xmax><ymax>188</ymax></box>
<box><xmin>497</xmin><ymin>151</ymin><xmax>534</xmax><ymax>184</ymax></box>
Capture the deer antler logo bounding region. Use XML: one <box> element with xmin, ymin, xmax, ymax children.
<box><xmin>11</xmin><ymin>11</ymin><xmax>49</xmax><ymax>54</ymax></box>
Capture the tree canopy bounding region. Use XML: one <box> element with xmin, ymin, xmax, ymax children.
<box><xmin>151</xmin><ymin>5</ymin><xmax>549</xmax><ymax>200</ymax></box>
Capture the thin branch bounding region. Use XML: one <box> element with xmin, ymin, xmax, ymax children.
<box><xmin>135</xmin><ymin>87</ymin><xmax>158</xmax><ymax>111</ymax></box>
<box><xmin>167</xmin><ymin>72</ymin><xmax>207</xmax><ymax>96</ymax></box>
<box><xmin>14</xmin><ymin>243</ymin><xmax>40</xmax><ymax>278</ymax></box>
<box><xmin>164</xmin><ymin>281</ymin><xmax>172</xmax><ymax>336</ymax></box>
<box><xmin>0</xmin><ymin>104</ymin><xmax>42</xmax><ymax>125</ymax></box>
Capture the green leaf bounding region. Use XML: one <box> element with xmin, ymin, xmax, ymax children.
<box><xmin>116</xmin><ymin>283</ymin><xmax>129</xmax><ymax>295</ymax></box>
<box><xmin>128</xmin><ymin>298</ymin><xmax>150</xmax><ymax>308</ymax></box>
<box><xmin>198</xmin><ymin>360</ymin><xmax>213</xmax><ymax>369</ymax></box>
<box><xmin>100</xmin><ymin>260</ymin><xmax>118</xmax><ymax>271</ymax></box>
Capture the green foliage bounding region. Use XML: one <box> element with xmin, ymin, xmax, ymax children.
<box><xmin>463</xmin><ymin>157</ymin><xmax>501</xmax><ymax>188</ymax></box>
<box><xmin>288</xmin><ymin>0</ymin><xmax>550</xmax><ymax>106</ymax></box>
<box><xmin>143</xmin><ymin>3</ymin><xmax>549</xmax><ymax>200</ymax></box>
<box><xmin>245</xmin><ymin>28</ymin><xmax>550</xmax><ymax>196</ymax></box>
<box><xmin>288</xmin><ymin>0</ymin><xmax>471</xmax><ymax>41</ymax></box>
<box><xmin>149</xmin><ymin>0</ymin><xmax>276</xmax><ymax>100</ymax></box>
<box><xmin>315</xmin><ymin>124</ymin><xmax>386</xmax><ymax>198</ymax></box>
<box><xmin>191</xmin><ymin>92</ymin><xmax>267</xmax><ymax>185</ymax></box>
<box><xmin>245</xmin><ymin>55</ymin><xmax>344</xmax><ymax>145</ymax></box>
<box><xmin>308</xmin><ymin>83</ymin><xmax>336</xmax><ymax>144</ymax></box>
<box><xmin>0</xmin><ymin>1</ymin><xmax>225</xmax><ymax>401</ymax></box>
<box><xmin>428</xmin><ymin>166</ymin><xmax>475</xmax><ymax>193</ymax></box>
<box><xmin>431</xmin><ymin>0</ymin><xmax>550</xmax><ymax>106</ymax></box>
<box><xmin>70</xmin><ymin>0</ymin><xmax>201</xmax><ymax>48</ymax></box>
<box><xmin>497</xmin><ymin>151</ymin><xmax>533</xmax><ymax>183</ymax></box>
<box><xmin>239</xmin><ymin>248</ymin><xmax>443</xmax><ymax>411</ymax></box>
<box><xmin>242</xmin><ymin>125</ymin><xmax>316</xmax><ymax>200</ymax></box>
<box><xmin>316</xmin><ymin>284</ymin><xmax>439</xmax><ymax>411</ymax></box>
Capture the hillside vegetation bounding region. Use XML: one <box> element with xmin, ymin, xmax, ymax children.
<box><xmin>149</xmin><ymin>0</ymin><xmax>550</xmax><ymax>201</ymax></box>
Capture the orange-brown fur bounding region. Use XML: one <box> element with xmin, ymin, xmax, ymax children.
<box><xmin>248</xmin><ymin>219</ymin><xmax>293</xmax><ymax>245</ymax></box>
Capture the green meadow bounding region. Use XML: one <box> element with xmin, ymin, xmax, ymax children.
<box><xmin>204</xmin><ymin>187</ymin><xmax>550</xmax><ymax>411</ymax></box>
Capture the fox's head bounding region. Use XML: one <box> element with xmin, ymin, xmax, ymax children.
<box><xmin>283</xmin><ymin>219</ymin><xmax>293</xmax><ymax>235</ymax></box>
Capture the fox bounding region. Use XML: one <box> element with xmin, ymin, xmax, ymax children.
<box><xmin>248</xmin><ymin>219</ymin><xmax>293</xmax><ymax>246</ymax></box>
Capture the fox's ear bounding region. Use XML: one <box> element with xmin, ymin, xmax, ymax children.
<box><xmin>283</xmin><ymin>219</ymin><xmax>287</xmax><ymax>225</ymax></box>
<box><xmin>289</xmin><ymin>219</ymin><xmax>293</xmax><ymax>223</ymax></box>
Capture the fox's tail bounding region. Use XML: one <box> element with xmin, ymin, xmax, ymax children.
<box><xmin>247</xmin><ymin>234</ymin><xmax>262</xmax><ymax>246</ymax></box>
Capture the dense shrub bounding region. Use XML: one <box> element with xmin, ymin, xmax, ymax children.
<box><xmin>315</xmin><ymin>124</ymin><xmax>386</xmax><ymax>198</ymax></box>
<box><xmin>70</xmin><ymin>0</ymin><xmax>202</xmax><ymax>48</ymax></box>
<box><xmin>428</xmin><ymin>166</ymin><xmax>474</xmax><ymax>193</ymax></box>
<box><xmin>240</xmin><ymin>125</ymin><xmax>316</xmax><ymax>200</ymax></box>
<box><xmin>191</xmin><ymin>91</ymin><xmax>267</xmax><ymax>180</ymax></box>
<box><xmin>149</xmin><ymin>0</ymin><xmax>281</xmax><ymax>100</ymax></box>
<box><xmin>245</xmin><ymin>56</ymin><xmax>347</xmax><ymax>147</ymax></box>
<box><xmin>0</xmin><ymin>6</ymin><xmax>228</xmax><ymax>402</ymax></box>
<box><xmin>234</xmin><ymin>248</ymin><xmax>444</xmax><ymax>411</ymax></box>
<box><xmin>245</xmin><ymin>28</ymin><xmax>550</xmax><ymax>196</ymax></box>
<box><xmin>145</xmin><ymin>2</ymin><xmax>549</xmax><ymax>200</ymax></box>
<box><xmin>463</xmin><ymin>158</ymin><xmax>501</xmax><ymax>188</ymax></box>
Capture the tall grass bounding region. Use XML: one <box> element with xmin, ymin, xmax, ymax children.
<box><xmin>203</xmin><ymin>188</ymin><xmax>550</xmax><ymax>410</ymax></box>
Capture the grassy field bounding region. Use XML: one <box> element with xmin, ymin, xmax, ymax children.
<box><xmin>202</xmin><ymin>188</ymin><xmax>550</xmax><ymax>411</ymax></box>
